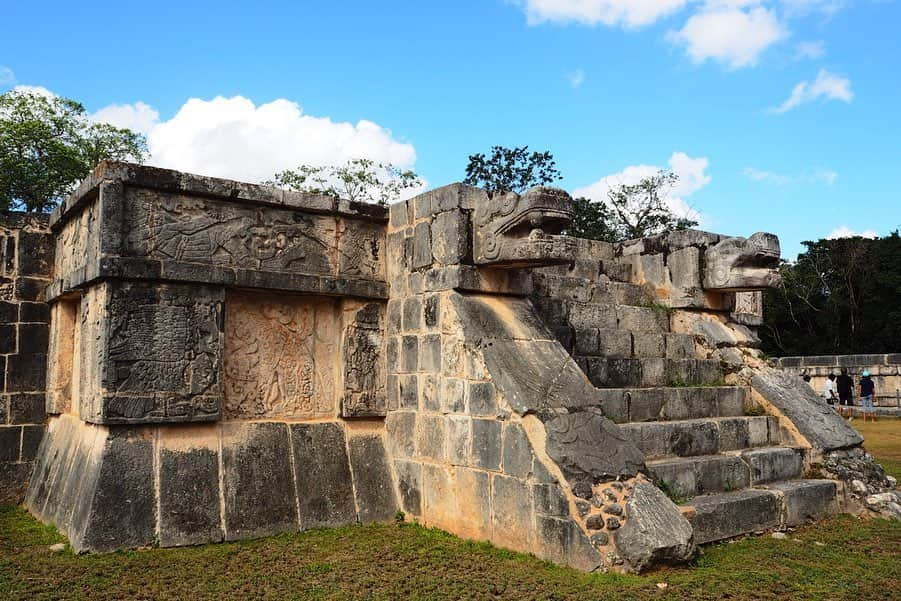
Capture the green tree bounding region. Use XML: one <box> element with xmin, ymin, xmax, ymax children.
<box><xmin>604</xmin><ymin>170</ymin><xmax>697</xmax><ymax>240</ymax></box>
<box><xmin>567</xmin><ymin>170</ymin><xmax>697</xmax><ymax>242</ymax></box>
<box><xmin>463</xmin><ymin>145</ymin><xmax>560</xmax><ymax>197</ymax></box>
<box><xmin>565</xmin><ymin>196</ymin><xmax>618</xmax><ymax>242</ymax></box>
<box><xmin>761</xmin><ymin>231</ymin><xmax>901</xmax><ymax>356</ymax></box>
<box><xmin>0</xmin><ymin>89</ymin><xmax>148</xmax><ymax>212</ymax></box>
<box><xmin>266</xmin><ymin>158</ymin><xmax>421</xmax><ymax>206</ymax></box>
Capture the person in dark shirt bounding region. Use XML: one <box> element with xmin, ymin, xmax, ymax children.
<box><xmin>860</xmin><ymin>371</ymin><xmax>876</xmax><ymax>422</ymax></box>
<box><xmin>836</xmin><ymin>368</ymin><xmax>854</xmax><ymax>419</ymax></box>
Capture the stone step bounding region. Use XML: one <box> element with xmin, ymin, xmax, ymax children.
<box><xmin>573</xmin><ymin>330</ymin><xmax>695</xmax><ymax>360</ymax></box>
<box><xmin>619</xmin><ymin>416</ymin><xmax>779</xmax><ymax>458</ymax></box>
<box><xmin>686</xmin><ymin>479</ymin><xmax>839</xmax><ymax>544</ymax></box>
<box><xmin>581</xmin><ymin>357</ymin><xmax>722</xmax><ymax>388</ymax></box>
<box><xmin>649</xmin><ymin>454</ymin><xmax>750</xmax><ymax>500</ymax></box>
<box><xmin>686</xmin><ymin>488</ymin><xmax>782</xmax><ymax>544</ymax></box>
<box><xmin>739</xmin><ymin>446</ymin><xmax>804</xmax><ymax>485</ymax></box>
<box><xmin>597</xmin><ymin>386</ymin><xmax>746</xmax><ymax>423</ymax></box>
<box><xmin>647</xmin><ymin>446</ymin><xmax>805</xmax><ymax>499</ymax></box>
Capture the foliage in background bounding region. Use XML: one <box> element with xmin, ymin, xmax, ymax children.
<box><xmin>267</xmin><ymin>158</ymin><xmax>421</xmax><ymax>206</ymax></box>
<box><xmin>0</xmin><ymin>90</ymin><xmax>147</xmax><ymax>212</ymax></box>
<box><xmin>463</xmin><ymin>145</ymin><xmax>560</xmax><ymax>197</ymax></box>
<box><xmin>568</xmin><ymin>170</ymin><xmax>697</xmax><ymax>242</ymax></box>
<box><xmin>761</xmin><ymin>231</ymin><xmax>901</xmax><ymax>356</ymax></box>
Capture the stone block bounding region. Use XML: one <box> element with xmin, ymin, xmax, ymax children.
<box><xmin>688</xmin><ymin>489</ymin><xmax>780</xmax><ymax>544</ymax></box>
<box><xmin>633</xmin><ymin>333</ymin><xmax>665</xmax><ymax>358</ymax></box>
<box><xmin>0</xmin><ymin>426</ymin><xmax>20</xmax><ymax>461</ymax></box>
<box><xmin>423</xmin><ymin>294</ymin><xmax>439</xmax><ymax>329</ymax></box>
<box><xmin>617</xmin><ymin>305</ymin><xmax>669</xmax><ymax>332</ymax></box>
<box><xmin>741</xmin><ymin>447</ymin><xmax>802</xmax><ymax>484</ymax></box>
<box><xmin>626</xmin><ymin>388</ymin><xmax>665</xmax><ymax>422</ymax></box>
<box><xmin>347</xmin><ymin>434</ymin><xmax>397</xmax><ymax>523</ymax></box>
<box><xmin>533</xmin><ymin>483</ymin><xmax>569</xmax><ymax>516</ymax></box>
<box><xmin>386</xmin><ymin>411</ymin><xmax>416</xmax><ymax>458</ymax></box>
<box><xmin>569</xmin><ymin>303</ymin><xmax>617</xmax><ymax>330</ymax></box>
<box><xmin>401</xmin><ymin>335</ymin><xmax>418</xmax><ymax>373</ymax></box>
<box><xmin>417</xmin><ymin>414</ymin><xmax>447</xmax><ymax>462</ymax></box>
<box><xmin>0</xmin><ymin>461</ymin><xmax>32</xmax><ymax>505</ymax></box>
<box><xmin>17</xmin><ymin>322</ymin><xmax>49</xmax><ymax>355</ymax></box>
<box><xmin>447</xmin><ymin>415</ymin><xmax>471</xmax><ymax>465</ymax></box>
<box><xmin>402</xmin><ymin>297</ymin><xmax>422</xmax><ymax>332</ymax></box>
<box><xmin>441</xmin><ymin>336</ymin><xmax>463</xmax><ymax>377</ymax></box>
<box><xmin>399</xmin><ymin>374</ymin><xmax>419</xmax><ymax>409</ymax></box>
<box><xmin>535</xmin><ymin>515</ymin><xmax>602</xmax><ymax>572</ymax></box>
<box><xmin>394</xmin><ymin>460</ymin><xmax>422</xmax><ymax>517</ymax></box>
<box><xmin>470</xmin><ymin>418</ymin><xmax>502</xmax><ymax>471</ymax></box>
<box><xmin>0</xmin><ymin>324</ymin><xmax>15</xmax><ymax>353</ymax></box>
<box><xmin>490</xmin><ymin>474</ymin><xmax>533</xmax><ymax>552</ymax></box>
<box><xmin>768</xmin><ymin>480</ymin><xmax>837</xmax><ymax>527</ymax></box>
<box><xmin>454</xmin><ymin>467</ymin><xmax>491</xmax><ymax>539</ymax></box>
<box><xmin>502</xmin><ymin>421</ymin><xmax>533</xmax><ymax>478</ymax></box>
<box><xmin>605</xmin><ymin>358</ymin><xmax>641</xmax><ymax>387</ymax></box>
<box><xmin>81</xmin><ymin>428</ymin><xmax>156</xmax><ymax>551</ymax></box>
<box><xmin>6</xmin><ymin>353</ymin><xmax>46</xmax><ymax>392</ymax></box>
<box><xmin>158</xmin><ymin>427</ymin><xmax>223</xmax><ymax>547</ymax></box>
<box><xmin>665</xmin><ymin>334</ymin><xmax>695</xmax><ymax>359</ymax></box>
<box><xmin>574</xmin><ymin>328</ymin><xmax>600</xmax><ymax>355</ymax></box>
<box><xmin>14</xmin><ymin>277</ymin><xmax>46</xmax><ymax>301</ymax></box>
<box><xmin>467</xmin><ymin>381</ymin><xmax>497</xmax><ymax>416</ymax></box>
<box><xmin>19</xmin><ymin>301</ymin><xmax>50</xmax><ymax>323</ymax></box>
<box><xmin>420</xmin><ymin>373</ymin><xmax>439</xmax><ymax>411</ymax></box>
<box><xmin>431</xmin><ymin>211</ymin><xmax>467</xmax><ymax>265</ymax></box>
<box><xmin>0</xmin><ymin>301</ymin><xmax>17</xmax><ymax>323</ymax></box>
<box><xmin>290</xmin><ymin>423</ymin><xmax>357</xmax><ymax>529</ymax></box>
<box><xmin>419</xmin><ymin>334</ymin><xmax>441</xmax><ymax>372</ymax></box>
<box><xmin>7</xmin><ymin>392</ymin><xmax>45</xmax><ymax>424</ymax></box>
<box><xmin>640</xmin><ymin>358</ymin><xmax>667</xmax><ymax>387</ymax></box>
<box><xmin>221</xmin><ymin>422</ymin><xmax>298</xmax><ymax>541</ymax></box>
<box><xmin>421</xmin><ymin>463</ymin><xmax>456</xmax><ymax>531</ymax></box>
<box><xmin>667</xmin><ymin>246</ymin><xmax>701</xmax><ymax>291</ymax></box>
<box><xmin>412</xmin><ymin>222</ymin><xmax>432</xmax><ymax>269</ymax></box>
<box><xmin>438</xmin><ymin>376</ymin><xmax>464</xmax><ymax>413</ymax></box>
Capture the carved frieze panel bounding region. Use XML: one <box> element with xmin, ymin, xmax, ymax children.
<box><xmin>341</xmin><ymin>302</ymin><xmax>386</xmax><ymax>417</ymax></box>
<box><xmin>224</xmin><ymin>292</ymin><xmax>338</xmax><ymax>420</ymax></box>
<box><xmin>97</xmin><ymin>282</ymin><xmax>224</xmax><ymax>424</ymax></box>
<box><xmin>54</xmin><ymin>201</ymin><xmax>100</xmax><ymax>282</ymax></box>
<box><xmin>337</xmin><ymin>220</ymin><xmax>385</xmax><ymax>281</ymax></box>
<box><xmin>123</xmin><ymin>188</ymin><xmax>345</xmax><ymax>275</ymax></box>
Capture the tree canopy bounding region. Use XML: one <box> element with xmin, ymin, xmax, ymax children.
<box><xmin>761</xmin><ymin>232</ymin><xmax>901</xmax><ymax>356</ymax></box>
<box><xmin>0</xmin><ymin>89</ymin><xmax>148</xmax><ymax>212</ymax></box>
<box><xmin>463</xmin><ymin>145</ymin><xmax>560</xmax><ymax>197</ymax></box>
<box><xmin>266</xmin><ymin>158</ymin><xmax>421</xmax><ymax>206</ymax></box>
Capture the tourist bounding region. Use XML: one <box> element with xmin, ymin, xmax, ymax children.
<box><xmin>860</xmin><ymin>371</ymin><xmax>876</xmax><ymax>422</ymax></box>
<box><xmin>823</xmin><ymin>373</ymin><xmax>837</xmax><ymax>408</ymax></box>
<box><xmin>836</xmin><ymin>368</ymin><xmax>854</xmax><ymax>419</ymax></box>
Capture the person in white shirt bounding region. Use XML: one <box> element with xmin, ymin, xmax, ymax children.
<box><xmin>823</xmin><ymin>373</ymin><xmax>838</xmax><ymax>408</ymax></box>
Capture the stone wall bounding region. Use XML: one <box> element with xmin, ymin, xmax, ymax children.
<box><xmin>0</xmin><ymin>213</ymin><xmax>53</xmax><ymax>504</ymax></box>
<box><xmin>775</xmin><ymin>354</ymin><xmax>901</xmax><ymax>408</ymax></box>
<box><xmin>26</xmin><ymin>163</ymin><xmax>398</xmax><ymax>551</ymax></box>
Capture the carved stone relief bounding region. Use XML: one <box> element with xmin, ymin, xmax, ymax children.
<box><xmin>224</xmin><ymin>292</ymin><xmax>338</xmax><ymax>420</ymax></box>
<box><xmin>341</xmin><ymin>302</ymin><xmax>386</xmax><ymax>417</ymax></box>
<box><xmin>99</xmin><ymin>282</ymin><xmax>223</xmax><ymax>424</ymax></box>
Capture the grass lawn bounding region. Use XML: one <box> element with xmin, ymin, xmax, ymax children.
<box><xmin>853</xmin><ymin>418</ymin><xmax>901</xmax><ymax>480</ymax></box>
<box><xmin>1</xmin><ymin>418</ymin><xmax>897</xmax><ymax>600</ymax></box>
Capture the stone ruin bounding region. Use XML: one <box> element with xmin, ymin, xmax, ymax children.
<box><xmin>1</xmin><ymin>161</ymin><xmax>896</xmax><ymax>572</ymax></box>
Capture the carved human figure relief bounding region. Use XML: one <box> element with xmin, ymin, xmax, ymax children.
<box><xmin>224</xmin><ymin>292</ymin><xmax>337</xmax><ymax>419</ymax></box>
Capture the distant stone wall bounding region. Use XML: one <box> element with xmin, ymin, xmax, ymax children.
<box><xmin>775</xmin><ymin>354</ymin><xmax>901</xmax><ymax>408</ymax></box>
<box><xmin>0</xmin><ymin>213</ymin><xmax>53</xmax><ymax>504</ymax></box>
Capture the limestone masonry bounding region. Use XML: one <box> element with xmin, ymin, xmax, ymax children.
<box><xmin>4</xmin><ymin>162</ymin><xmax>898</xmax><ymax>572</ymax></box>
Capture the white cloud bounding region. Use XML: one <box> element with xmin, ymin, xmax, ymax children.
<box><xmin>781</xmin><ymin>0</ymin><xmax>844</xmax><ymax>17</ymax></box>
<box><xmin>743</xmin><ymin>166</ymin><xmax>838</xmax><ymax>184</ymax></box>
<box><xmin>0</xmin><ymin>66</ymin><xmax>15</xmax><ymax>87</ymax></box>
<box><xmin>90</xmin><ymin>102</ymin><xmax>160</xmax><ymax>135</ymax></box>
<box><xmin>669</xmin><ymin>3</ymin><xmax>788</xmax><ymax>69</ymax></box>
<box><xmin>11</xmin><ymin>84</ymin><xmax>55</xmax><ymax>98</ymax></box>
<box><xmin>743</xmin><ymin>167</ymin><xmax>790</xmax><ymax>184</ymax></box>
<box><xmin>88</xmin><ymin>95</ymin><xmax>417</xmax><ymax>188</ymax></box>
<box><xmin>827</xmin><ymin>226</ymin><xmax>878</xmax><ymax>239</ymax></box>
<box><xmin>568</xmin><ymin>68</ymin><xmax>585</xmax><ymax>88</ymax></box>
<box><xmin>772</xmin><ymin>68</ymin><xmax>852</xmax><ymax>113</ymax></box>
<box><xmin>573</xmin><ymin>151</ymin><xmax>711</xmax><ymax>224</ymax></box>
<box><xmin>520</xmin><ymin>0</ymin><xmax>689</xmax><ymax>28</ymax></box>
<box><xmin>795</xmin><ymin>40</ymin><xmax>825</xmax><ymax>59</ymax></box>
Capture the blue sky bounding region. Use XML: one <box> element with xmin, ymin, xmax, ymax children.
<box><xmin>2</xmin><ymin>0</ymin><xmax>899</xmax><ymax>257</ymax></box>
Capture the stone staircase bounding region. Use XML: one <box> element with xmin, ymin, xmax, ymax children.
<box><xmin>531</xmin><ymin>271</ymin><xmax>840</xmax><ymax>545</ymax></box>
